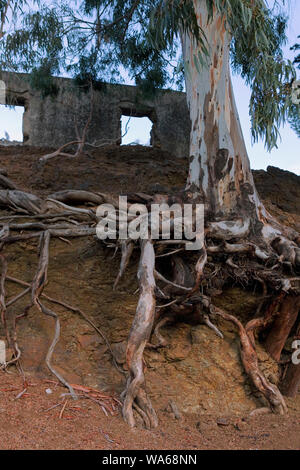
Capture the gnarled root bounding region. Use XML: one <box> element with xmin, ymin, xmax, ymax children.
<box><xmin>265</xmin><ymin>295</ymin><xmax>300</xmax><ymax>362</ymax></box>
<box><xmin>122</xmin><ymin>240</ymin><xmax>158</xmax><ymax>429</ymax></box>
<box><xmin>114</xmin><ymin>240</ymin><xmax>134</xmax><ymax>290</ymax></box>
<box><xmin>31</xmin><ymin>231</ymin><xmax>77</xmax><ymax>399</ymax></box>
<box><xmin>147</xmin><ymin>315</ymin><xmax>173</xmax><ymax>349</ymax></box>
<box><xmin>0</xmin><ymin>190</ymin><xmax>46</xmax><ymax>215</ymax></box>
<box><xmin>245</xmin><ymin>292</ymin><xmax>286</xmax><ymax>350</ymax></box>
<box><xmin>281</xmin><ymin>320</ymin><xmax>300</xmax><ymax>398</ymax></box>
<box><xmin>210</xmin><ymin>303</ymin><xmax>288</xmax><ymax>415</ymax></box>
<box><xmin>0</xmin><ymin>186</ymin><xmax>299</xmax><ymax>425</ymax></box>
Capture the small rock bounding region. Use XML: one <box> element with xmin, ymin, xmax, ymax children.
<box><xmin>45</xmin><ymin>388</ymin><xmax>53</xmax><ymax>395</ymax></box>
<box><xmin>217</xmin><ymin>417</ymin><xmax>230</xmax><ymax>427</ymax></box>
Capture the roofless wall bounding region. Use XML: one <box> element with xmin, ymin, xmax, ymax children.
<box><xmin>0</xmin><ymin>71</ymin><xmax>190</xmax><ymax>159</ymax></box>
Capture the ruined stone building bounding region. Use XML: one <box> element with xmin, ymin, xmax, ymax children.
<box><xmin>0</xmin><ymin>71</ymin><xmax>190</xmax><ymax>159</ymax></box>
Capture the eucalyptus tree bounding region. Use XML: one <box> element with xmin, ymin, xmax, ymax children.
<box><xmin>289</xmin><ymin>35</ymin><xmax>300</xmax><ymax>136</ymax></box>
<box><xmin>1</xmin><ymin>0</ymin><xmax>300</xmax><ymax>428</ymax></box>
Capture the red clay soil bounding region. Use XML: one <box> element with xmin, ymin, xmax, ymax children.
<box><xmin>0</xmin><ymin>144</ymin><xmax>299</xmax><ymax>450</ymax></box>
<box><xmin>1</xmin><ymin>373</ymin><xmax>300</xmax><ymax>450</ymax></box>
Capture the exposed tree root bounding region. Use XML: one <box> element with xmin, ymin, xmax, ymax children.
<box><xmin>281</xmin><ymin>333</ymin><xmax>300</xmax><ymax>398</ymax></box>
<box><xmin>193</xmin><ymin>247</ymin><xmax>207</xmax><ymax>292</ymax></box>
<box><xmin>5</xmin><ymin>276</ymin><xmax>123</xmax><ymax>375</ymax></box>
<box><xmin>0</xmin><ymin>185</ymin><xmax>299</xmax><ymax>427</ymax></box>
<box><xmin>122</xmin><ymin>240</ymin><xmax>158</xmax><ymax>429</ymax></box>
<box><xmin>29</xmin><ymin>231</ymin><xmax>77</xmax><ymax>399</ymax></box>
<box><xmin>0</xmin><ymin>190</ymin><xmax>46</xmax><ymax>215</ymax></box>
<box><xmin>245</xmin><ymin>292</ymin><xmax>286</xmax><ymax>350</ymax></box>
<box><xmin>265</xmin><ymin>295</ymin><xmax>300</xmax><ymax>362</ymax></box>
<box><xmin>114</xmin><ymin>240</ymin><xmax>134</xmax><ymax>290</ymax></box>
<box><xmin>0</xmin><ymin>254</ymin><xmax>9</xmax><ymax>347</ymax></box>
<box><xmin>0</xmin><ymin>173</ymin><xmax>18</xmax><ymax>190</ymax></box>
<box><xmin>48</xmin><ymin>190</ymin><xmax>104</xmax><ymax>206</ymax></box>
<box><xmin>209</xmin><ymin>302</ymin><xmax>288</xmax><ymax>415</ymax></box>
<box><xmin>147</xmin><ymin>315</ymin><xmax>172</xmax><ymax>349</ymax></box>
<box><xmin>202</xmin><ymin>312</ymin><xmax>224</xmax><ymax>339</ymax></box>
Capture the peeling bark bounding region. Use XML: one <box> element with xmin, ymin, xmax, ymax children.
<box><xmin>122</xmin><ymin>240</ymin><xmax>158</xmax><ymax>428</ymax></box>
<box><xmin>182</xmin><ymin>3</ymin><xmax>256</xmax><ymax>218</ymax></box>
<box><xmin>180</xmin><ymin>1</ymin><xmax>297</xmax><ymax>263</ymax></box>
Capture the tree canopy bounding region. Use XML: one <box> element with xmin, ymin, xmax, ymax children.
<box><xmin>0</xmin><ymin>0</ymin><xmax>298</xmax><ymax>149</ymax></box>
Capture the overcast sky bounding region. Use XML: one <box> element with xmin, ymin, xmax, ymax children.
<box><xmin>0</xmin><ymin>0</ymin><xmax>299</xmax><ymax>174</ymax></box>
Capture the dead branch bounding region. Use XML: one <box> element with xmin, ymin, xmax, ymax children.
<box><xmin>39</xmin><ymin>84</ymin><xmax>94</xmax><ymax>163</ymax></box>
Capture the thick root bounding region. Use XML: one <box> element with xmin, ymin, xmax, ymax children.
<box><xmin>281</xmin><ymin>363</ymin><xmax>300</xmax><ymax>398</ymax></box>
<box><xmin>210</xmin><ymin>303</ymin><xmax>288</xmax><ymax>415</ymax></box>
<box><xmin>0</xmin><ymin>187</ymin><xmax>299</xmax><ymax>425</ymax></box>
<box><xmin>114</xmin><ymin>240</ymin><xmax>134</xmax><ymax>290</ymax></box>
<box><xmin>265</xmin><ymin>295</ymin><xmax>300</xmax><ymax>362</ymax></box>
<box><xmin>245</xmin><ymin>292</ymin><xmax>286</xmax><ymax>350</ymax></box>
<box><xmin>0</xmin><ymin>190</ymin><xmax>46</xmax><ymax>215</ymax></box>
<box><xmin>122</xmin><ymin>240</ymin><xmax>158</xmax><ymax>429</ymax></box>
<box><xmin>281</xmin><ymin>321</ymin><xmax>300</xmax><ymax>397</ymax></box>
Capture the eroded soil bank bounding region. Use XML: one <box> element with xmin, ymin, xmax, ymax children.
<box><xmin>0</xmin><ymin>144</ymin><xmax>299</xmax><ymax>450</ymax></box>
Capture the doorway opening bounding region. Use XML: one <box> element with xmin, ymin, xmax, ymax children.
<box><xmin>0</xmin><ymin>104</ymin><xmax>24</xmax><ymax>143</ymax></box>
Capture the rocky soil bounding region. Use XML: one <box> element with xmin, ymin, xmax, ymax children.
<box><xmin>0</xmin><ymin>144</ymin><xmax>299</xmax><ymax>450</ymax></box>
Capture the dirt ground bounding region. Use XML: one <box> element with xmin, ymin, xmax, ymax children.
<box><xmin>0</xmin><ymin>144</ymin><xmax>299</xmax><ymax>450</ymax></box>
<box><xmin>1</xmin><ymin>372</ymin><xmax>300</xmax><ymax>450</ymax></box>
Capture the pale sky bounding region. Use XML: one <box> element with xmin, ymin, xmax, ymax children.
<box><xmin>1</xmin><ymin>0</ymin><xmax>299</xmax><ymax>174</ymax></box>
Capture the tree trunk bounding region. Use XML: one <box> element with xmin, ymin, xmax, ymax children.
<box><xmin>181</xmin><ymin>2</ymin><xmax>263</xmax><ymax>220</ymax></box>
<box><xmin>181</xmin><ymin>1</ymin><xmax>299</xmax><ymax>265</ymax></box>
<box><xmin>176</xmin><ymin>0</ymin><xmax>300</xmax><ymax>416</ymax></box>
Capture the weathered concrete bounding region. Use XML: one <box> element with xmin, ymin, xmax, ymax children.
<box><xmin>0</xmin><ymin>71</ymin><xmax>190</xmax><ymax>159</ymax></box>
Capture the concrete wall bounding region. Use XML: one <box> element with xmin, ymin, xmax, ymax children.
<box><xmin>0</xmin><ymin>71</ymin><xmax>191</xmax><ymax>159</ymax></box>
